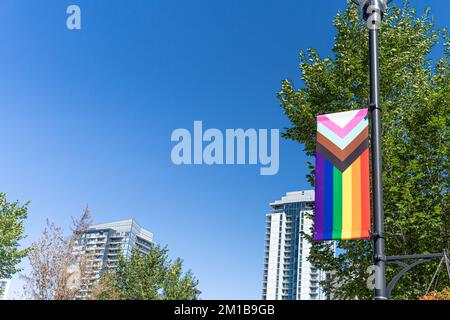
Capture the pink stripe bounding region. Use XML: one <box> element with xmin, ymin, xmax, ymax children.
<box><xmin>317</xmin><ymin>109</ymin><xmax>367</xmax><ymax>138</ymax></box>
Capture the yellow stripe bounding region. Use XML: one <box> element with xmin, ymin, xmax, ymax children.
<box><xmin>341</xmin><ymin>163</ymin><xmax>353</xmax><ymax>239</ymax></box>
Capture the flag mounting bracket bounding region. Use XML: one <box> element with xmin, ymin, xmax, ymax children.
<box><xmin>370</xmin><ymin>231</ymin><xmax>385</xmax><ymax>239</ymax></box>
<box><xmin>385</xmin><ymin>251</ymin><xmax>446</xmax><ymax>298</ymax></box>
<box><xmin>374</xmin><ymin>254</ymin><xmax>386</xmax><ymax>262</ymax></box>
<box><xmin>368</xmin><ymin>103</ymin><xmax>381</xmax><ymax>112</ymax></box>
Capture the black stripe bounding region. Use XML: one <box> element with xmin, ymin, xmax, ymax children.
<box><xmin>316</xmin><ymin>139</ymin><xmax>369</xmax><ymax>172</ymax></box>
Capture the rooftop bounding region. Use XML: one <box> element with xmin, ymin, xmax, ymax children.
<box><xmin>270</xmin><ymin>190</ymin><xmax>314</xmax><ymax>207</ymax></box>
<box><xmin>89</xmin><ymin>219</ymin><xmax>153</xmax><ymax>243</ymax></box>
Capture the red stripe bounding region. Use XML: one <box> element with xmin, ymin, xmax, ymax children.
<box><xmin>360</xmin><ymin>149</ymin><xmax>371</xmax><ymax>238</ymax></box>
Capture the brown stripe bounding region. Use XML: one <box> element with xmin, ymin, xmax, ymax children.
<box><xmin>317</xmin><ymin>139</ymin><xmax>369</xmax><ymax>172</ymax></box>
<box><xmin>317</xmin><ymin>128</ymin><xmax>368</xmax><ymax>161</ymax></box>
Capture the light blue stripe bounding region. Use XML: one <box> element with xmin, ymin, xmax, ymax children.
<box><xmin>317</xmin><ymin>118</ymin><xmax>368</xmax><ymax>149</ymax></box>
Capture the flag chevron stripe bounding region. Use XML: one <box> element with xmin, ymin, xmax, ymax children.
<box><xmin>317</xmin><ymin>118</ymin><xmax>368</xmax><ymax>149</ymax></box>
<box><xmin>317</xmin><ymin>128</ymin><xmax>368</xmax><ymax>160</ymax></box>
<box><xmin>317</xmin><ymin>109</ymin><xmax>361</xmax><ymax>128</ymax></box>
<box><xmin>317</xmin><ymin>109</ymin><xmax>368</xmax><ymax>138</ymax></box>
<box><xmin>316</xmin><ymin>139</ymin><xmax>368</xmax><ymax>172</ymax></box>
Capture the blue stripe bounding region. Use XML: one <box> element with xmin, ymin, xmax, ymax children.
<box><xmin>323</xmin><ymin>158</ymin><xmax>334</xmax><ymax>240</ymax></box>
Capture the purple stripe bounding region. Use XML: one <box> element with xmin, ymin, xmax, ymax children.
<box><xmin>314</xmin><ymin>151</ymin><xmax>325</xmax><ymax>240</ymax></box>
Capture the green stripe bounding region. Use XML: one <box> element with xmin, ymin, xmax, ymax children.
<box><xmin>332</xmin><ymin>166</ymin><xmax>342</xmax><ymax>239</ymax></box>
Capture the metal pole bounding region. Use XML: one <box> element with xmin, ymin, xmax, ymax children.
<box><xmin>361</xmin><ymin>0</ymin><xmax>389</xmax><ymax>300</ymax></box>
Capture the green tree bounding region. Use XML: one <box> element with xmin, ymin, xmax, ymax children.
<box><xmin>0</xmin><ymin>193</ymin><xmax>29</xmax><ymax>285</ymax></box>
<box><xmin>278</xmin><ymin>1</ymin><xmax>449</xmax><ymax>299</ymax></box>
<box><xmin>92</xmin><ymin>245</ymin><xmax>199</xmax><ymax>300</ymax></box>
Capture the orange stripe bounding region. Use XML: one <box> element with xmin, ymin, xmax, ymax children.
<box><xmin>360</xmin><ymin>149</ymin><xmax>371</xmax><ymax>238</ymax></box>
<box><xmin>351</xmin><ymin>156</ymin><xmax>361</xmax><ymax>238</ymax></box>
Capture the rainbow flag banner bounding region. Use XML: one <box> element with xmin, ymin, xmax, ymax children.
<box><xmin>314</xmin><ymin>109</ymin><xmax>371</xmax><ymax>241</ymax></box>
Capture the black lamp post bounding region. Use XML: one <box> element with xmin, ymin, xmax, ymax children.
<box><xmin>351</xmin><ymin>0</ymin><xmax>448</xmax><ymax>300</ymax></box>
<box><xmin>353</xmin><ymin>0</ymin><xmax>392</xmax><ymax>300</ymax></box>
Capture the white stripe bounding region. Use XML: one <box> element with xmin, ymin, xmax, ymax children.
<box><xmin>318</xmin><ymin>119</ymin><xmax>368</xmax><ymax>149</ymax></box>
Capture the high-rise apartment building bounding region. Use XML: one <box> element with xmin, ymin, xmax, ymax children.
<box><xmin>74</xmin><ymin>219</ymin><xmax>153</xmax><ymax>298</ymax></box>
<box><xmin>0</xmin><ymin>279</ymin><xmax>10</xmax><ymax>300</ymax></box>
<box><xmin>262</xmin><ymin>190</ymin><xmax>328</xmax><ymax>300</ymax></box>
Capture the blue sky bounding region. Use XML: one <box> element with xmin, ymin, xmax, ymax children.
<box><xmin>1</xmin><ymin>0</ymin><xmax>448</xmax><ymax>299</ymax></box>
